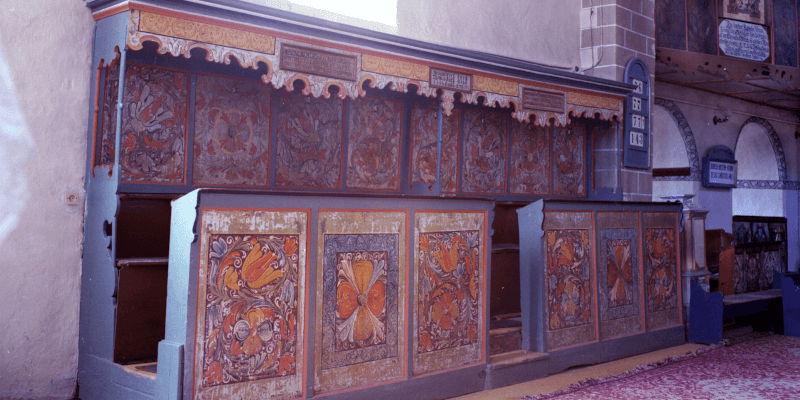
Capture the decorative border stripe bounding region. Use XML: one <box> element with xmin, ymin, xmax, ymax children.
<box><xmin>736</xmin><ymin>180</ymin><xmax>800</xmax><ymax>190</ymax></box>
<box><xmin>472</xmin><ymin>75</ymin><xmax>519</xmax><ymax>97</ymax></box>
<box><xmin>361</xmin><ymin>54</ymin><xmax>429</xmax><ymax>81</ymax></box>
<box><xmin>125</xmin><ymin>7</ymin><xmax>622</xmax><ymax>125</ymax></box>
<box><xmin>567</xmin><ymin>91</ymin><xmax>620</xmax><ymax>111</ymax></box>
<box><xmin>139</xmin><ymin>11</ymin><xmax>275</xmax><ymax>54</ymax></box>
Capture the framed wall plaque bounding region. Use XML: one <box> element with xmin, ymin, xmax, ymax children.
<box><xmin>702</xmin><ymin>145</ymin><xmax>737</xmax><ymax>188</ymax></box>
<box><xmin>623</xmin><ymin>58</ymin><xmax>650</xmax><ymax>169</ymax></box>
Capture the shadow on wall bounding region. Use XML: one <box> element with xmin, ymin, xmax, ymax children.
<box><xmin>0</xmin><ymin>41</ymin><xmax>34</xmax><ymax>245</ymax></box>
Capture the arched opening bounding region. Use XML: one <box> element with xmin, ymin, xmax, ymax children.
<box><xmin>732</xmin><ymin>119</ymin><xmax>784</xmax><ymax>217</ymax></box>
<box><xmin>650</xmin><ymin>100</ymin><xmax>700</xmax><ymax>201</ymax></box>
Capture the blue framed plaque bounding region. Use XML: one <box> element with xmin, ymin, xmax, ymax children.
<box><xmin>623</xmin><ymin>58</ymin><xmax>650</xmax><ymax>169</ymax></box>
<box><xmin>702</xmin><ymin>145</ymin><xmax>737</xmax><ymax>188</ymax></box>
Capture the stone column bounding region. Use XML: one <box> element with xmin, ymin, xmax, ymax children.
<box><xmin>662</xmin><ymin>195</ymin><xmax>709</xmax><ymax>305</ymax></box>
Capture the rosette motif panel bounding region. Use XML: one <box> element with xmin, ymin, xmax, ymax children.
<box><xmin>193</xmin><ymin>74</ymin><xmax>272</xmax><ymax>186</ymax></box>
<box><xmin>346</xmin><ymin>97</ymin><xmax>403</xmax><ymax>191</ymax></box>
<box><xmin>461</xmin><ymin>110</ymin><xmax>508</xmax><ymax>194</ymax></box>
<box><xmin>275</xmin><ymin>90</ymin><xmax>344</xmax><ymax>189</ymax></box>
<box><xmin>315</xmin><ymin>211</ymin><xmax>407</xmax><ymax>394</ymax></box>
<box><xmin>552</xmin><ymin>124</ymin><xmax>586</xmax><ymax>196</ymax></box>
<box><xmin>509</xmin><ymin>120</ymin><xmax>550</xmax><ymax>195</ymax></box>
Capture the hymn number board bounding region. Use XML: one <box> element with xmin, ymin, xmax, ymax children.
<box><xmin>623</xmin><ymin>58</ymin><xmax>650</xmax><ymax>169</ymax></box>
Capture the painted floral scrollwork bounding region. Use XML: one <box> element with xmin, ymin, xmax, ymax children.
<box><xmin>202</xmin><ymin>234</ymin><xmax>300</xmax><ymax>387</ymax></box>
<box><xmin>417</xmin><ymin>231</ymin><xmax>480</xmax><ymax>353</ymax></box>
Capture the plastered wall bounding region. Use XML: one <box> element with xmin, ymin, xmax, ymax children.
<box><xmin>653</xmin><ymin>82</ymin><xmax>800</xmax><ymax>271</ymax></box>
<box><xmin>244</xmin><ymin>0</ymin><xmax>582</xmax><ymax>70</ymax></box>
<box><xmin>0</xmin><ymin>0</ymin><xmax>94</xmax><ymax>398</ymax></box>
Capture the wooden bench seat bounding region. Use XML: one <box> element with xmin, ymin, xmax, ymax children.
<box><xmin>689</xmin><ymin>277</ymin><xmax>783</xmax><ymax>344</ymax></box>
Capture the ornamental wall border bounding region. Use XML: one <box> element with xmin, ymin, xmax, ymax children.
<box><xmin>126</xmin><ymin>9</ymin><xmax>622</xmax><ymax>126</ymax></box>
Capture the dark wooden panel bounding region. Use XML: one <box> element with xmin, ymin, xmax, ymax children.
<box><xmin>687</xmin><ymin>0</ymin><xmax>718</xmax><ymax>55</ymax></box>
<box><xmin>116</xmin><ymin>198</ymin><xmax>172</xmax><ymax>259</ymax></box>
<box><xmin>114</xmin><ymin>264</ymin><xmax>168</xmax><ymax>364</ymax></box>
<box><xmin>492</xmin><ymin>203</ymin><xmax>525</xmax><ymax>245</ymax></box>
<box><xmin>657</xmin><ymin>0</ymin><xmax>687</xmax><ymax>50</ymax></box>
<box><xmin>774</xmin><ymin>0</ymin><xmax>798</xmax><ymax>67</ymax></box>
<box><xmin>491</xmin><ymin>250</ymin><xmax>521</xmax><ymax>317</ymax></box>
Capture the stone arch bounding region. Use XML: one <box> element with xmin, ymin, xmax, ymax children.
<box><xmin>652</xmin><ymin>98</ymin><xmax>701</xmax><ymax>180</ymax></box>
<box><xmin>732</xmin><ymin>117</ymin><xmax>787</xmax><ymax>217</ymax></box>
<box><xmin>733</xmin><ymin>117</ymin><xmax>787</xmax><ymax>187</ymax></box>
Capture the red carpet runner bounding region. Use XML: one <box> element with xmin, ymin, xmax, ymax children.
<box><xmin>523</xmin><ymin>334</ymin><xmax>800</xmax><ymax>400</ymax></box>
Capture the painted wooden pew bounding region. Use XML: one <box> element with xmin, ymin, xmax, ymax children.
<box><xmin>782</xmin><ymin>273</ymin><xmax>800</xmax><ymax>337</ymax></box>
<box><xmin>689</xmin><ymin>271</ymin><xmax>783</xmax><ymax>344</ymax></box>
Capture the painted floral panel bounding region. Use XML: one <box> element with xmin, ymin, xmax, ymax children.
<box><xmin>346</xmin><ymin>97</ymin><xmax>403</xmax><ymax>190</ymax></box>
<box><xmin>597</xmin><ymin>228</ymin><xmax>642</xmax><ymax>324</ymax></box>
<box><xmin>509</xmin><ymin>120</ymin><xmax>549</xmax><ymax>195</ymax></box>
<box><xmin>112</xmin><ymin>64</ymin><xmax>188</xmax><ymax>182</ymax></box>
<box><xmin>201</xmin><ymin>234</ymin><xmax>300</xmax><ymax>388</ymax></box>
<box><xmin>417</xmin><ymin>230</ymin><xmax>480</xmax><ymax>354</ymax></box>
<box><xmin>545</xmin><ymin>229</ymin><xmax>593</xmax><ymax>330</ymax></box>
<box><xmin>193</xmin><ymin>74</ymin><xmax>272</xmax><ymax>186</ymax></box>
<box><xmin>99</xmin><ymin>65</ymin><xmax>120</xmax><ymax>166</ymax></box>
<box><xmin>734</xmin><ymin>250</ymin><xmax>756</xmax><ymax>294</ymax></box>
<box><xmin>409</xmin><ymin>104</ymin><xmax>460</xmax><ymax>193</ymax></box>
<box><xmin>461</xmin><ymin>110</ymin><xmax>507</xmax><ymax>194</ymax></box>
<box><xmin>733</xmin><ymin>220</ymin><xmax>751</xmax><ymax>243</ymax></box>
<box><xmin>644</xmin><ymin>228</ymin><xmax>678</xmax><ymax>312</ymax></box>
<box><xmin>334</xmin><ymin>251</ymin><xmax>388</xmax><ymax>351</ymax></box>
<box><xmin>275</xmin><ymin>90</ymin><xmax>344</xmax><ymax>189</ymax></box>
<box><xmin>552</xmin><ymin>124</ymin><xmax>585</xmax><ymax>196</ymax></box>
<box><xmin>734</xmin><ymin>248</ymin><xmax>781</xmax><ymax>293</ymax></box>
<box><xmin>606</xmin><ymin>238</ymin><xmax>634</xmax><ymax>308</ymax></box>
<box><xmin>321</xmin><ymin>234</ymin><xmax>399</xmax><ymax>369</ymax></box>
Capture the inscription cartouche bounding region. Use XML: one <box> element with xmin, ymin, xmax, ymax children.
<box><xmin>280</xmin><ymin>44</ymin><xmax>358</xmax><ymax>81</ymax></box>
<box><xmin>522</xmin><ymin>88</ymin><xmax>565</xmax><ymax>114</ymax></box>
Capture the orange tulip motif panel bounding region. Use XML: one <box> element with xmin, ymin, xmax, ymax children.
<box><xmin>545</xmin><ymin>229</ymin><xmax>593</xmax><ymax>331</ymax></box>
<box><xmin>416</xmin><ymin>231</ymin><xmax>481</xmax><ymax>354</ymax></box>
<box><xmin>644</xmin><ymin>228</ymin><xmax>678</xmax><ymax>313</ymax></box>
<box><xmin>200</xmin><ymin>234</ymin><xmax>300</xmax><ymax>388</ymax></box>
<box><xmin>101</xmin><ymin>64</ymin><xmax>188</xmax><ymax>183</ymax></box>
<box><xmin>192</xmin><ymin>74</ymin><xmax>272</xmax><ymax>186</ymax></box>
<box><xmin>597</xmin><ymin>229</ymin><xmax>641</xmax><ymax>322</ymax></box>
<box><xmin>321</xmin><ymin>234</ymin><xmax>399</xmax><ymax>369</ymax></box>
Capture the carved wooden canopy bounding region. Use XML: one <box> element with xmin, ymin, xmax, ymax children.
<box><xmin>93</xmin><ymin>2</ymin><xmax>625</xmax><ymax>127</ymax></box>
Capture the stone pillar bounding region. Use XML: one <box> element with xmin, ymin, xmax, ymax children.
<box><xmin>681</xmin><ymin>205</ymin><xmax>710</xmax><ymax>304</ymax></box>
<box><xmin>662</xmin><ymin>195</ymin><xmax>709</xmax><ymax>305</ymax></box>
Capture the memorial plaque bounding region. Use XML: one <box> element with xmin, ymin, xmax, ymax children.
<box><xmin>623</xmin><ymin>58</ymin><xmax>650</xmax><ymax>169</ymax></box>
<box><xmin>521</xmin><ymin>88</ymin><xmax>565</xmax><ymax>114</ymax></box>
<box><xmin>707</xmin><ymin>161</ymin><xmax>736</xmax><ymax>186</ymax></box>
<box><xmin>718</xmin><ymin>19</ymin><xmax>770</xmax><ymax>62</ymax></box>
<box><xmin>722</xmin><ymin>0</ymin><xmax>765</xmax><ymax>24</ymax></box>
<box><xmin>280</xmin><ymin>44</ymin><xmax>358</xmax><ymax>81</ymax></box>
<box><xmin>702</xmin><ymin>145</ymin><xmax>737</xmax><ymax>188</ymax></box>
<box><xmin>429</xmin><ymin>68</ymin><xmax>472</xmax><ymax>91</ymax></box>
